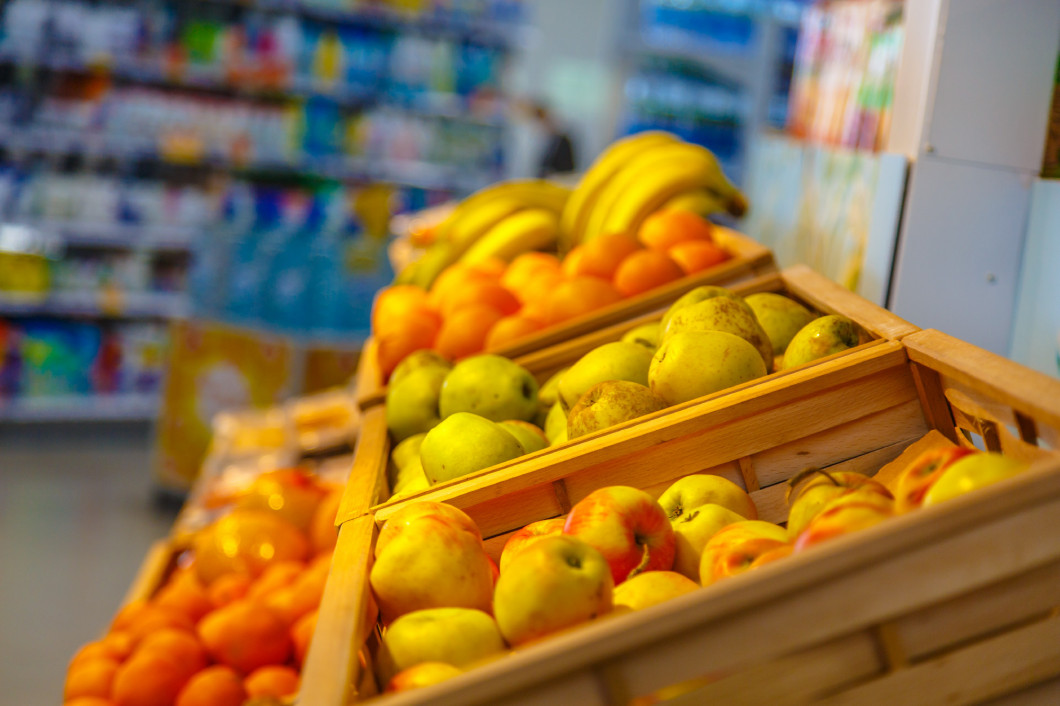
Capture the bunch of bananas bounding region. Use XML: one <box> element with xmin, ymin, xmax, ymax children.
<box><xmin>559</xmin><ymin>131</ymin><xmax>748</xmax><ymax>254</ymax></box>
<box><xmin>396</xmin><ymin>179</ymin><xmax>571</xmax><ymax>289</ymax></box>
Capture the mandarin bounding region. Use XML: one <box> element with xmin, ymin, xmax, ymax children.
<box><xmin>245</xmin><ymin>665</ymin><xmax>300</xmax><ymax>698</ymax></box>
<box><xmin>245</xmin><ymin>560</ymin><xmax>306</xmax><ymax>601</ymax></box>
<box><xmin>513</xmin><ymin>266</ymin><xmax>566</xmax><ymax>308</ymax></box>
<box><xmin>123</xmin><ymin>605</ymin><xmax>195</xmax><ymax>648</ymax></box>
<box><xmin>376</xmin><ymin>316</ymin><xmax>442</xmax><ymax>381</ymax></box>
<box><xmin>500</xmin><ymin>252</ymin><xmax>561</xmax><ymax>294</ymax></box>
<box><xmin>309</xmin><ymin>489</ymin><xmax>343</xmax><ymax>554</ymax></box>
<box><xmin>569</xmin><ymin>234</ymin><xmax>642</xmax><ymax>280</ymax></box>
<box><xmin>613</xmin><ymin>249</ymin><xmax>685</xmax><ymax>297</ymax></box>
<box><xmin>560</xmin><ymin>246</ymin><xmax>587</xmax><ymax>278</ymax></box>
<box><xmin>371</xmin><ymin>285</ymin><xmax>430</xmax><ymax>334</ymax></box>
<box><xmin>543</xmin><ymin>277</ymin><xmax>623</xmax><ymax>325</ymax></box>
<box><xmin>207</xmin><ymin>573</ymin><xmax>251</xmax><ymax>608</ymax></box>
<box><xmin>154</xmin><ymin>573</ymin><xmax>212</xmax><ymax>624</ymax></box>
<box><xmin>112</xmin><ymin>652</ymin><xmax>190</xmax><ymax>706</ymax></box>
<box><xmin>263</xmin><ymin>565</ymin><xmax>328</xmax><ymax>626</ymax></box>
<box><xmin>290</xmin><ymin>610</ymin><xmax>318</xmax><ymax>667</ymax></box>
<box><xmin>485</xmin><ymin>315</ymin><xmax>541</xmax><ymax>351</ymax></box>
<box><xmin>637</xmin><ymin>209</ymin><xmax>714</xmax><ymax>251</ymax></box>
<box><xmin>64</xmin><ymin>698</ymin><xmax>115</xmax><ymax>706</ymax></box>
<box><xmin>668</xmin><ymin>240</ymin><xmax>728</xmax><ymax>274</ymax></box>
<box><xmin>69</xmin><ymin>639</ymin><xmax>126</xmax><ymax>671</ymax></box>
<box><xmin>198</xmin><ymin>600</ymin><xmax>292</xmax><ymax>674</ymax></box>
<box><xmin>138</xmin><ymin>629</ymin><xmax>208</xmax><ymax>680</ymax></box>
<box><xmin>439</xmin><ymin>280</ymin><xmax>520</xmax><ymax>319</ymax></box>
<box><xmin>434</xmin><ymin>304</ymin><xmax>503</xmax><ymax>360</ymax></box>
<box><xmin>174</xmin><ymin>665</ymin><xmax>246</xmax><ymax>706</ymax></box>
<box><xmin>193</xmin><ymin>510</ymin><xmax>310</xmax><ymax>586</ymax></box>
<box><xmin>427</xmin><ymin>264</ymin><xmax>495</xmax><ymax>310</ymax></box>
<box><xmin>65</xmin><ymin>658</ymin><xmax>119</xmax><ymax>701</ymax></box>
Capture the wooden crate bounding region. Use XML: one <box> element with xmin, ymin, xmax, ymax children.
<box><xmin>354</xmin><ymin>227</ymin><xmax>777</xmax><ymax>411</ymax></box>
<box><xmin>315</xmin><ymin>328</ymin><xmax>1060</xmax><ymax>704</ymax></box>
<box><xmin>336</xmin><ymin>264</ymin><xmax>918</xmax><ymax>524</ymax></box>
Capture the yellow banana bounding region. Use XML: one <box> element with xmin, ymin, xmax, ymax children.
<box><xmin>445</xmin><ymin>197</ymin><xmax>527</xmax><ymax>250</ymax></box>
<box><xmin>461</xmin><ymin>209</ymin><xmax>559</xmax><ymax>264</ymax></box>
<box><xmin>410</xmin><ymin>241</ymin><xmax>458</xmax><ymax>290</ymax></box>
<box><xmin>437</xmin><ymin>179</ymin><xmax>570</xmax><ymax>245</ymax></box>
<box><xmin>662</xmin><ymin>190</ymin><xmax>728</xmax><ymax>217</ymax></box>
<box><xmin>559</xmin><ymin>131</ymin><xmax>678</xmax><ymax>252</ymax></box>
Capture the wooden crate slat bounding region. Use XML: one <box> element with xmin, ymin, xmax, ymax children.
<box><xmin>338</xmin><ymin>406</ymin><xmax>391</xmax><ymax>525</ymax></box>
<box><xmin>978</xmin><ymin>674</ymin><xmax>1060</xmax><ymax>705</ymax></box>
<box><xmin>299</xmin><ymin>516</ymin><xmax>378</xmax><ymax>706</ymax></box>
<box><xmin>815</xmin><ymin>612</ymin><xmax>1060</xmax><ymax>706</ymax></box>
<box><xmin>893</xmin><ymin>558</ymin><xmax>1060</xmax><ymax>662</ymax></box>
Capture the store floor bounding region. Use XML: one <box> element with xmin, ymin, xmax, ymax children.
<box><xmin>0</xmin><ymin>422</ymin><xmax>178</xmax><ymax>704</ymax></box>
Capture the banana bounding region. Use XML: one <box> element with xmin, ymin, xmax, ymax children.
<box><xmin>559</xmin><ymin>131</ymin><xmax>678</xmax><ymax>252</ymax></box>
<box><xmin>410</xmin><ymin>241</ymin><xmax>458</xmax><ymax>290</ymax></box>
<box><xmin>461</xmin><ymin>209</ymin><xmax>559</xmax><ymax>264</ymax></box>
<box><xmin>662</xmin><ymin>190</ymin><xmax>729</xmax><ymax>217</ymax></box>
<box><xmin>445</xmin><ymin>196</ymin><xmax>527</xmax><ymax>250</ymax></box>
<box><xmin>437</xmin><ymin>179</ymin><xmax>570</xmax><ymax>247</ymax></box>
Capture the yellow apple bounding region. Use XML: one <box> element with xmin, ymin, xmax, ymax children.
<box><xmin>386</xmin><ymin>662</ymin><xmax>463</xmax><ymax>693</ymax></box>
<box><xmin>493</xmin><ymin>535</ymin><xmax>613</xmax><ymax>646</ymax></box>
<box><xmin>921</xmin><ymin>452</ymin><xmax>1028</xmax><ymax>507</ymax></box>
<box><xmin>613</xmin><ymin>571</ymin><xmax>700</xmax><ymax>611</ymax></box>
<box><xmin>377</xmin><ymin>608</ymin><xmax>505</xmax><ymax>684</ymax></box>
<box><xmin>671</xmin><ymin>503</ymin><xmax>747</xmax><ymax>580</ymax></box>
<box><xmin>658</xmin><ymin>474</ymin><xmax>757</xmax><ymax>521</ymax></box>
<box><xmin>894</xmin><ymin>445</ymin><xmax>975</xmax><ymax>513</ymax></box>
<box><xmin>499</xmin><ymin>517</ymin><xmax>566</xmax><ymax>574</ymax></box>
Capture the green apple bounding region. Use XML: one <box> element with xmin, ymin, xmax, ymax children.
<box><xmin>567</xmin><ymin>380</ymin><xmax>667</xmax><ymax>440</ymax></box>
<box><xmin>620</xmin><ymin>322</ymin><xmax>662</xmax><ymax>351</ymax></box>
<box><xmin>389</xmin><ymin>349</ymin><xmax>452</xmax><ymax>387</ymax></box>
<box><xmin>744</xmin><ymin>292</ymin><xmax>817</xmax><ymax>356</ymax></box>
<box><xmin>921</xmin><ymin>452</ymin><xmax>1028</xmax><ymax>507</ymax></box>
<box><xmin>658</xmin><ymin>474</ymin><xmax>757</xmax><ymax>521</ymax></box>
<box><xmin>558</xmin><ymin>341</ymin><xmax>654</xmax><ymax>409</ymax></box>
<box><xmin>500</xmin><ymin>420</ymin><xmax>548</xmax><ymax>454</ymax></box>
<box><xmin>671</xmin><ymin>503</ymin><xmax>747</xmax><ymax>580</ymax></box>
<box><xmin>781</xmin><ymin>315</ymin><xmax>864</xmax><ymax>370</ymax></box>
<box><xmin>659</xmin><ymin>285</ymin><xmax>740</xmax><ymax>333</ymax></box>
<box><xmin>439</xmin><ymin>354</ymin><xmax>539</xmax><ymax>423</ymax></box>
<box><xmin>420</xmin><ymin>413</ymin><xmax>526</xmax><ymax>485</ymax></box>
<box><xmin>377</xmin><ymin>607</ymin><xmax>506</xmax><ymax>683</ymax></box>
<box><xmin>649</xmin><ymin>331</ymin><xmax>767</xmax><ymax>406</ymax></box>
<box><xmin>386</xmin><ymin>366</ymin><xmax>449</xmax><ymax>443</ymax></box>
<box><xmin>391</xmin><ymin>433</ymin><xmax>427</xmax><ymax>471</ymax></box>
<box><xmin>662</xmin><ymin>296</ymin><xmax>773</xmax><ymax>370</ymax></box>
<box><xmin>543</xmin><ymin>401</ymin><xmax>568</xmax><ymax>443</ymax></box>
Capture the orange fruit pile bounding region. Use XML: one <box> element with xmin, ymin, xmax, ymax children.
<box><xmin>373</xmin><ymin>210</ymin><xmax>729</xmax><ymax>380</ymax></box>
<box><xmin>64</xmin><ymin>474</ymin><xmax>345</xmax><ymax>706</ymax></box>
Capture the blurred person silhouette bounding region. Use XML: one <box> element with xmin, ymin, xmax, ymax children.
<box><xmin>530</xmin><ymin>101</ymin><xmax>576</xmax><ymax>177</ymax></box>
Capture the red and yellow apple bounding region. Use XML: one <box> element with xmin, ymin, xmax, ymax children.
<box><xmin>564</xmin><ymin>486</ymin><xmax>675</xmax><ymax>585</ymax></box>
<box><xmin>698</xmin><ymin>520</ymin><xmax>789</xmax><ymax>586</ymax></box>
<box><xmin>493</xmin><ymin>535</ymin><xmax>613</xmax><ymax>646</ymax></box>
<box><xmin>613</xmin><ymin>571</ymin><xmax>699</xmax><ymax>611</ymax></box>
<box><xmin>386</xmin><ymin>662</ymin><xmax>463</xmax><ymax>693</ymax></box>
<box><xmin>375</xmin><ymin>501</ymin><xmax>481</xmax><ymax>558</ymax></box>
<box><xmin>786</xmin><ymin>470</ymin><xmax>892</xmax><ymax>539</ymax></box>
<box><xmin>922</xmin><ymin>452</ymin><xmax>1029</xmax><ymax>507</ymax></box>
<box><xmin>793</xmin><ymin>491</ymin><xmax>895</xmax><ymax>553</ymax></box>
<box><xmin>894</xmin><ymin>446</ymin><xmax>976</xmax><ymax>513</ymax></box>
<box><xmin>499</xmin><ymin>517</ymin><xmax>566</xmax><ymax>574</ymax></box>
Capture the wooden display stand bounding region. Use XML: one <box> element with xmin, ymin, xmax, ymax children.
<box><xmin>354</xmin><ymin>228</ymin><xmax>777</xmax><ymax>411</ymax></box>
<box><xmin>306</xmin><ymin>327</ymin><xmax>1060</xmax><ymax>705</ymax></box>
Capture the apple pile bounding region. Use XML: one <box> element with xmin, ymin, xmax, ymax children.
<box><xmin>368</xmin><ymin>447</ymin><xmax>1031</xmax><ymax>693</ymax></box>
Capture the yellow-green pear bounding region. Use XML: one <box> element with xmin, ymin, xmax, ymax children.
<box><xmin>386</xmin><ymin>366</ymin><xmax>448</xmax><ymax>443</ymax></box>
<box><xmin>780</xmin><ymin>315</ymin><xmax>864</xmax><ymax>370</ymax></box>
<box><xmin>392</xmin><ymin>457</ymin><xmax>428</xmax><ymax>494</ymax></box>
<box><xmin>538</xmin><ymin>367</ymin><xmax>568</xmax><ymax>409</ymax></box>
<box><xmin>420</xmin><ymin>413</ymin><xmax>526</xmax><ymax>485</ymax></box>
<box><xmin>660</xmin><ymin>285</ymin><xmax>741</xmax><ymax>332</ymax></box>
<box><xmin>440</xmin><ymin>354</ymin><xmax>539</xmax><ymax>422</ymax></box>
<box><xmin>543</xmin><ymin>401</ymin><xmax>568</xmax><ymax>443</ymax></box>
<box><xmin>501</xmin><ymin>420</ymin><xmax>548</xmax><ymax>454</ymax></box>
<box><xmin>558</xmin><ymin>341</ymin><xmax>654</xmax><ymax>409</ymax></box>
<box><xmin>550</xmin><ymin>426</ymin><xmax>568</xmax><ymax>446</ymax></box>
<box><xmin>663</xmin><ymin>296</ymin><xmax>773</xmax><ymax>370</ymax></box>
<box><xmin>391</xmin><ymin>433</ymin><xmax>427</xmax><ymax>471</ymax></box>
<box><xmin>922</xmin><ymin>453</ymin><xmax>1028</xmax><ymax>507</ymax></box>
<box><xmin>620</xmin><ymin>322</ymin><xmax>662</xmax><ymax>351</ymax></box>
<box><xmin>649</xmin><ymin>331</ymin><xmax>767</xmax><ymax>406</ymax></box>
<box><xmin>744</xmin><ymin>292</ymin><xmax>817</xmax><ymax>356</ymax></box>
<box><xmin>567</xmin><ymin>380</ymin><xmax>667</xmax><ymax>440</ymax></box>
<box><xmin>377</xmin><ymin>608</ymin><xmax>506</xmax><ymax>683</ymax></box>
<box><xmin>389</xmin><ymin>349</ymin><xmax>452</xmax><ymax>387</ymax></box>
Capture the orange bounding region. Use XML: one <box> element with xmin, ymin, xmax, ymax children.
<box><xmin>543</xmin><ymin>277</ymin><xmax>624</xmax><ymax>325</ymax></box>
<box><xmin>64</xmin><ymin>698</ymin><xmax>115</xmax><ymax>706</ymax></box>
<box><xmin>69</xmin><ymin>639</ymin><xmax>126</xmax><ymax>670</ymax></box>
<box><xmin>138</xmin><ymin>629</ymin><xmax>207</xmax><ymax>680</ymax></box>
<box><xmin>568</xmin><ymin>234</ymin><xmax>642</xmax><ymax>281</ymax></box>
<box><xmin>244</xmin><ymin>665</ymin><xmax>300</xmax><ymax>698</ymax></box>
<box><xmin>236</xmin><ymin>468</ymin><xmax>328</xmax><ymax>532</ymax></box>
<box><xmin>434</xmin><ymin>304</ymin><xmax>504</xmax><ymax>360</ymax></box>
<box><xmin>101</xmin><ymin>632</ymin><xmax>134</xmax><ymax>661</ymax></box>
<box><xmin>560</xmin><ymin>246</ymin><xmax>587</xmax><ymax>278</ymax></box>
<box><xmin>427</xmin><ymin>264</ymin><xmax>495</xmax><ymax>310</ymax></box>
<box><xmin>207</xmin><ymin>573</ymin><xmax>251</xmax><ymax>608</ymax></box>
<box><xmin>123</xmin><ymin>605</ymin><xmax>195</xmax><ymax>648</ymax></box>
<box><xmin>194</xmin><ymin>510</ymin><xmax>310</xmax><ymax>586</ymax></box>
<box><xmin>263</xmin><ymin>561</ymin><xmax>329</xmax><ymax>625</ymax></box>
<box><xmin>112</xmin><ymin>652</ymin><xmax>190</xmax><ymax>706</ymax></box>
<box><xmin>485</xmin><ymin>314</ymin><xmax>541</xmax><ymax>351</ymax></box>
<box><xmin>637</xmin><ymin>209</ymin><xmax>714</xmax><ymax>251</ymax></box>
<box><xmin>198</xmin><ymin>600</ymin><xmax>292</xmax><ymax>674</ymax></box>
<box><xmin>290</xmin><ymin>610</ymin><xmax>318</xmax><ymax>667</ymax></box>
<box><xmin>668</xmin><ymin>240</ymin><xmax>728</xmax><ymax>274</ymax></box>
<box><xmin>65</xmin><ymin>658</ymin><xmax>119</xmax><ymax>700</ymax></box>
<box><xmin>513</xmin><ymin>266</ymin><xmax>566</xmax><ymax>308</ymax></box>
<box><xmin>613</xmin><ymin>249</ymin><xmax>685</xmax><ymax>297</ymax></box>
<box><xmin>501</xmin><ymin>252</ymin><xmax>561</xmax><ymax>294</ymax></box>
<box><xmin>174</xmin><ymin>665</ymin><xmax>246</xmax><ymax>706</ymax></box>
<box><xmin>376</xmin><ymin>314</ymin><xmax>442</xmax><ymax>381</ymax></box>
<box><xmin>468</xmin><ymin>256</ymin><xmax>507</xmax><ymax>278</ymax></box>
<box><xmin>309</xmin><ymin>488</ymin><xmax>343</xmax><ymax>554</ymax></box>
<box><xmin>110</xmin><ymin>601</ymin><xmax>148</xmax><ymax>633</ymax></box>
<box><xmin>371</xmin><ymin>285</ymin><xmax>430</xmax><ymax>334</ymax></box>
<box><xmin>439</xmin><ymin>279</ymin><xmax>520</xmax><ymax>319</ymax></box>
<box><xmin>154</xmin><ymin>572</ymin><xmax>213</xmax><ymax>624</ymax></box>
<box><xmin>246</xmin><ymin>560</ymin><xmax>306</xmax><ymax>601</ymax></box>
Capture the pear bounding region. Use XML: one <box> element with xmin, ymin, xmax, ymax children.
<box><xmin>744</xmin><ymin>293</ymin><xmax>817</xmax><ymax>356</ymax></box>
<box><xmin>420</xmin><ymin>413</ymin><xmax>526</xmax><ymax>485</ymax></box>
<box><xmin>386</xmin><ymin>366</ymin><xmax>448</xmax><ymax>443</ymax></box>
<box><xmin>620</xmin><ymin>322</ymin><xmax>662</xmax><ymax>352</ymax></box>
<box><xmin>650</xmin><ymin>331</ymin><xmax>767</xmax><ymax>406</ymax></box>
<box><xmin>500</xmin><ymin>420</ymin><xmax>548</xmax><ymax>454</ymax></box>
<box><xmin>567</xmin><ymin>381</ymin><xmax>667</xmax><ymax>440</ymax></box>
<box><xmin>659</xmin><ymin>285</ymin><xmax>741</xmax><ymax>333</ymax></box>
<box><xmin>391</xmin><ymin>433</ymin><xmax>427</xmax><ymax>471</ymax></box>
<box><xmin>537</xmin><ymin>367</ymin><xmax>568</xmax><ymax>409</ymax></box>
<box><xmin>550</xmin><ymin>426</ymin><xmax>568</xmax><ymax>446</ymax></box>
<box><xmin>439</xmin><ymin>354</ymin><xmax>538</xmax><ymax>423</ymax></box>
<box><xmin>558</xmin><ymin>341</ymin><xmax>654</xmax><ymax>410</ymax></box>
<box><xmin>392</xmin><ymin>457</ymin><xmax>429</xmax><ymax>495</ymax></box>
<box><xmin>781</xmin><ymin>315</ymin><xmax>864</xmax><ymax>370</ymax></box>
<box><xmin>543</xmin><ymin>402</ymin><xmax>568</xmax><ymax>443</ymax></box>
<box><xmin>662</xmin><ymin>296</ymin><xmax>773</xmax><ymax>370</ymax></box>
<box><xmin>389</xmin><ymin>349</ymin><xmax>452</xmax><ymax>387</ymax></box>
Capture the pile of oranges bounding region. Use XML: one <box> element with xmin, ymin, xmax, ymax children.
<box><xmin>374</xmin><ymin>209</ymin><xmax>729</xmax><ymax>378</ymax></box>
<box><xmin>63</xmin><ymin>470</ymin><xmax>344</xmax><ymax>706</ymax></box>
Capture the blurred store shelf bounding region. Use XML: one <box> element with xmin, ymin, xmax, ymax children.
<box><xmin>18</xmin><ymin>221</ymin><xmax>197</xmax><ymax>252</ymax></box>
<box><xmin>0</xmin><ymin>291</ymin><xmax>190</xmax><ymax>319</ymax></box>
<box><xmin>0</xmin><ymin>393</ymin><xmax>159</xmax><ymax>422</ymax></box>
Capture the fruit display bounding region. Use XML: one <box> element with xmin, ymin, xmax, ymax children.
<box><xmin>370</xmin><ymin>132</ymin><xmax>770</xmax><ymax>383</ymax></box>
<box><xmin>63</xmin><ymin>467</ymin><xmax>343</xmax><ymax>706</ymax></box>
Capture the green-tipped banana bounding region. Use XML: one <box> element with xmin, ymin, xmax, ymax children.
<box><xmin>461</xmin><ymin>209</ymin><xmax>559</xmax><ymax>264</ymax></box>
<box><xmin>559</xmin><ymin>131</ymin><xmax>678</xmax><ymax>253</ymax></box>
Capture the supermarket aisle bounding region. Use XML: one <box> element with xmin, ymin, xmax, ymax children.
<box><xmin>0</xmin><ymin>423</ymin><xmax>177</xmax><ymax>704</ymax></box>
